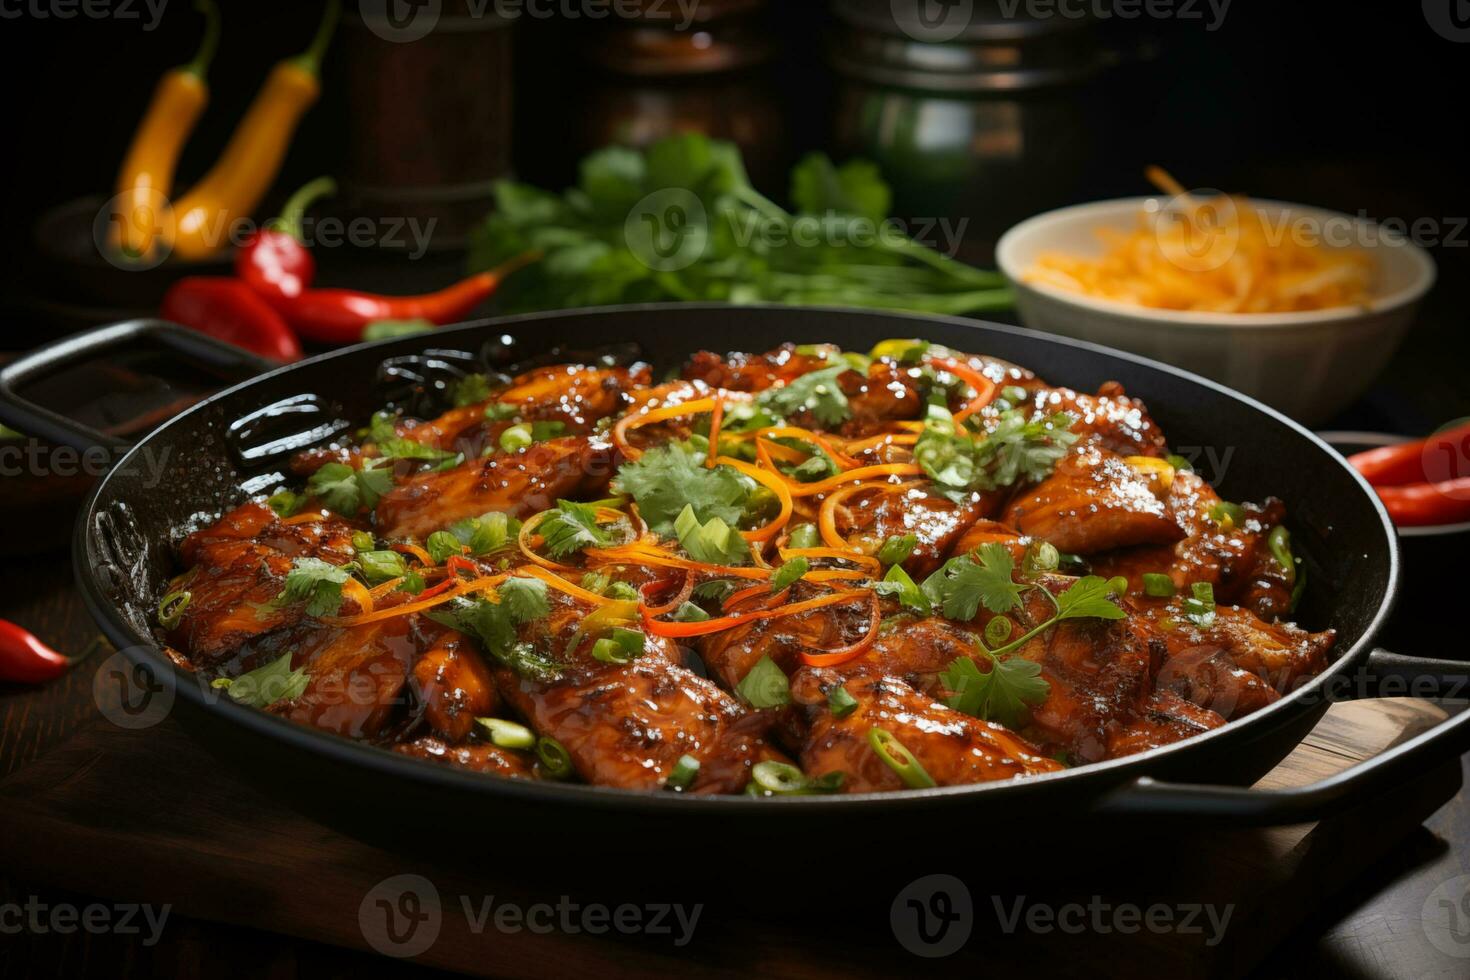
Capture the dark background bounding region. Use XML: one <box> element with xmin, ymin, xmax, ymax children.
<box><xmin>0</xmin><ymin>0</ymin><xmax>1465</xmax><ymax>429</ymax></box>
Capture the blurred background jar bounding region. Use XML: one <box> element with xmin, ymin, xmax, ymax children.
<box><xmin>827</xmin><ymin>0</ymin><xmax>1157</xmax><ymax>264</ymax></box>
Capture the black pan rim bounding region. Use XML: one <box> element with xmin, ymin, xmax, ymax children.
<box><xmin>72</xmin><ymin>302</ymin><xmax>1403</xmax><ymax>811</ymax></box>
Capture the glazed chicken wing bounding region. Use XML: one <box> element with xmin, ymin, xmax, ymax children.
<box><xmin>376</xmin><ymin>436</ymin><xmax>616</xmax><ymax>540</ymax></box>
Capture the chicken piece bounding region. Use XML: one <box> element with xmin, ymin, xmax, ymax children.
<box><xmin>274</xmin><ymin>617</ymin><xmax>420</xmax><ymax>740</ymax></box>
<box><xmin>1003</xmin><ymin>445</ymin><xmax>1183</xmax><ymax>555</ymax></box>
<box><xmin>493</xmin><ymin>594</ymin><xmax>787</xmax><ymax>793</ymax></box>
<box><xmin>496</xmin><ymin>363</ymin><xmax>651</xmax><ymax>431</ymax></box>
<box><xmin>791</xmin><ymin>669</ymin><xmax>1062</xmax><ymax>791</ymax></box>
<box><xmin>699</xmin><ymin>588</ymin><xmax>983</xmax><ymax>695</ymax></box>
<box><xmin>1103</xmin><ymin>690</ymin><xmax>1226</xmax><ymax>758</ymax></box>
<box><xmin>166</xmin><ymin>502</ymin><xmax>358</xmax><ymax>663</ymax></box>
<box><xmin>947</xmin><ymin>519</ymin><xmax>1029</xmax><ymax>562</ymax></box>
<box><xmin>1018</xmin><ymin>383</ymin><xmax>1168</xmax><ymax>458</ymax></box>
<box><xmin>682</xmin><ymin>345</ymin><xmax>832</xmax><ymax>392</ymax></box>
<box><xmin>838</xmin><ymin>360</ymin><xmax>924</xmax><ymax>432</ymax></box>
<box><xmin>1135</xmin><ymin>598</ymin><xmax>1335</xmax><ymax>699</ymax></box>
<box><xmin>1090</xmin><ymin>470</ymin><xmax>1295</xmax><ymax>620</ymax></box>
<box><xmin>376</xmin><ymin>436</ymin><xmax>616</xmax><ymax>540</ymax></box>
<box><xmin>411</xmin><ymin>630</ymin><xmax>500</xmax><ymax>741</ymax></box>
<box><xmin>290</xmin><ymin>363</ymin><xmax>647</xmax><ymax>476</ymax></box>
<box><xmin>394</xmin><ymin>737</ymin><xmax>535</xmax><ymax>778</ymax></box>
<box><xmin>827</xmin><ymin>483</ymin><xmax>997</xmax><ymax>577</ymax></box>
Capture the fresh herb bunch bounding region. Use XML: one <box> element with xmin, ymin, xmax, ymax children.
<box><xmin>468</xmin><ymin>134</ymin><xmax>1011</xmax><ymax>316</ymax></box>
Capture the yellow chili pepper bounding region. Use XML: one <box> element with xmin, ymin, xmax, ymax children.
<box><xmin>110</xmin><ymin>0</ymin><xmax>220</xmax><ymax>259</ymax></box>
<box><xmin>167</xmin><ymin>0</ymin><xmax>339</xmax><ymax>261</ymax></box>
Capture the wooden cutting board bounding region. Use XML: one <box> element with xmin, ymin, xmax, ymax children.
<box><xmin>0</xmin><ymin>697</ymin><xmax>1457</xmax><ymax>979</ymax></box>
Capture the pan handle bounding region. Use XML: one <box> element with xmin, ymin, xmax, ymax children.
<box><xmin>1096</xmin><ymin>648</ymin><xmax>1470</xmax><ymax>824</ymax></box>
<box><xmin>0</xmin><ymin>319</ymin><xmax>276</xmax><ymax>453</ymax></box>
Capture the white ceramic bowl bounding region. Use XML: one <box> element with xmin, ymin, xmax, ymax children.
<box><xmin>995</xmin><ymin>197</ymin><xmax>1437</xmax><ymax>424</ymax></box>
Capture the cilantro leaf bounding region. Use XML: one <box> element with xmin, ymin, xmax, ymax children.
<box><xmin>307</xmin><ymin>463</ymin><xmax>364</xmax><ymax>515</ymax></box>
<box><xmin>613</xmin><ymin>442</ymin><xmax>751</xmax><ymax>537</ymax></box>
<box><xmin>872</xmin><ymin>563</ymin><xmax>931</xmax><ymax>615</ymax></box>
<box><xmin>449</xmin><ymin>511</ymin><xmax>517</xmax><ymax>556</ymax></box>
<box><xmin>498</xmin><ymin>577</ymin><xmax>551</xmax><ymax>623</ymax></box>
<box><xmin>539</xmin><ymin>499</ymin><xmax>613</xmax><ymax>558</ymax></box>
<box><xmin>1053</xmin><ymin>576</ymin><xmax>1128</xmax><ymax>623</ymax></box>
<box><xmin>273</xmin><ymin>558</ymin><xmax>351</xmax><ymax>618</ymax></box>
<box><xmin>754</xmin><ymin>365</ymin><xmax>852</xmax><ymax>427</ymax></box>
<box><xmin>673</xmin><ymin>505</ymin><xmax>750</xmax><ymax>565</ymax></box>
<box><xmin>920</xmin><ymin>544</ymin><xmax>1023</xmax><ymax>621</ymax></box>
<box><xmin>212</xmin><ymin>653</ymin><xmax>309</xmax><ymax>708</ymax></box>
<box><xmin>915</xmin><ymin>409</ymin><xmax>1080</xmax><ymax>499</ymax></box>
<box><xmin>941</xmin><ymin>653</ymin><xmax>1049</xmax><ymax>730</ymax></box>
<box><xmin>789</xmin><ymin>153</ymin><xmax>891</xmax><ymax>223</ymax></box>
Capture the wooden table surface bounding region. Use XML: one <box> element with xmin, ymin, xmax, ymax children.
<box><xmin>3</xmin><ymin>549</ymin><xmax>1470</xmax><ymax>979</ymax></box>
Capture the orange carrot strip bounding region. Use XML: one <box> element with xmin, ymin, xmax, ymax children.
<box><xmin>801</xmin><ymin>593</ymin><xmax>881</xmax><ymax>667</ymax></box>
<box><xmin>930</xmin><ymin>357</ymin><xmax>998</xmax><ymax>424</ymax></box>
<box><xmin>642</xmin><ymin>589</ymin><xmax>869</xmax><ymax>638</ymax></box>
<box><xmin>705</xmin><ymin>396</ymin><xmax>726</xmax><ymax>469</ymax></box>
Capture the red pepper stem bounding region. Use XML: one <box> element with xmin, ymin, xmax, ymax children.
<box><xmin>289</xmin><ymin>0</ymin><xmax>341</xmax><ymax>78</ymax></box>
<box><xmin>268</xmin><ymin>176</ymin><xmax>337</xmax><ymax>240</ymax></box>
<box><xmin>180</xmin><ymin>0</ymin><xmax>221</xmax><ymax>80</ymax></box>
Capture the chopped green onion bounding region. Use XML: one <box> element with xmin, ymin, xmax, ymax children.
<box><xmin>1002</xmin><ymin>385</ymin><xmax>1030</xmax><ymax>405</ymax></box>
<box><xmin>787</xmin><ymin>523</ymin><xmax>820</xmax><ymax>550</ymax></box>
<box><xmin>1268</xmin><ymin>525</ymin><xmax>1297</xmax><ymax>582</ymax></box>
<box><xmin>670</xmin><ymin>601</ymin><xmax>710</xmax><ymax>623</ymax></box>
<box><xmin>499</xmin><ymin>423</ymin><xmax>534</xmax><ymax>453</ymax></box>
<box><xmin>535</xmin><ymin>736</ymin><xmax>574</xmax><ymax>779</ymax></box>
<box><xmin>666</xmin><ymin>754</ymin><xmax>700</xmax><ymax>791</ymax></box>
<box><xmin>877</xmin><ymin>534</ymin><xmax>918</xmax><ymax>567</ymax></box>
<box><xmin>1182</xmin><ymin>581</ymin><xmax>1217</xmax><ymax>628</ymax></box>
<box><xmin>751</xmin><ymin>761</ymin><xmax>811</xmax><ymax>795</ymax></box>
<box><xmin>485</xmin><ymin>402</ymin><xmax>518</xmax><ymax>421</ymax></box>
<box><xmin>477</xmin><ymin>717</ymin><xmax>535</xmax><ymax>750</ymax></box>
<box><xmin>984</xmin><ymin>616</ymin><xmax>1012</xmax><ymax>647</ymax></box>
<box><xmin>828</xmin><ymin>685</ymin><xmax>858</xmax><ymax>719</ymax></box>
<box><xmin>1166</xmin><ymin>454</ymin><xmax>1194</xmax><ymax>472</ymax></box>
<box><xmin>867</xmin><ymin>728</ymin><xmax>936</xmax><ymax>789</ymax></box>
<box><xmin>736</xmin><ymin>655</ymin><xmax>791</xmax><ymax>708</ymax></box>
<box><xmin>1107</xmin><ymin>575</ymin><xmax>1129</xmax><ymax>595</ymax></box>
<box><xmin>1142</xmin><ymin>573</ymin><xmax>1176</xmax><ymax>597</ymax></box>
<box><xmin>351</xmin><ymin>531</ymin><xmax>375</xmax><ymax>553</ymax></box>
<box><xmin>1023</xmin><ymin>541</ymin><xmax>1060</xmax><ymax>576</ymax></box>
<box><xmin>771</xmin><ymin>557</ymin><xmax>810</xmax><ymax>592</ymax></box>
<box><xmin>158</xmin><ymin>590</ymin><xmax>192</xmax><ymax>630</ymax></box>
<box><xmin>591</xmin><ymin>627</ymin><xmax>646</xmax><ymax>664</ymax></box>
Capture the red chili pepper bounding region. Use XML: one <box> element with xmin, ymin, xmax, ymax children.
<box><xmin>235</xmin><ymin>175</ymin><xmax>335</xmax><ymax>305</ymax></box>
<box><xmin>1348</xmin><ymin>420</ymin><xmax>1470</xmax><ymax>487</ymax></box>
<box><xmin>1374</xmin><ymin>479</ymin><xmax>1470</xmax><ymax>527</ymax></box>
<box><xmin>0</xmin><ymin>620</ymin><xmax>72</xmax><ymax>684</ymax></box>
<box><xmin>279</xmin><ymin>251</ymin><xmax>541</xmax><ymax>346</ymax></box>
<box><xmin>161</xmin><ymin>276</ymin><xmax>304</xmax><ymax>363</ymax></box>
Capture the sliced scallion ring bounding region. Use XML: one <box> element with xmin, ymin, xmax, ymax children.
<box><xmin>665</xmin><ymin>754</ymin><xmax>700</xmax><ymax>791</ymax></box>
<box><xmin>158</xmin><ymin>590</ymin><xmax>193</xmax><ymax>630</ymax></box>
<box><xmin>536</xmin><ymin>735</ymin><xmax>574</xmax><ymax>779</ymax></box>
<box><xmin>867</xmin><ymin>727</ymin><xmax>936</xmax><ymax>789</ymax></box>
